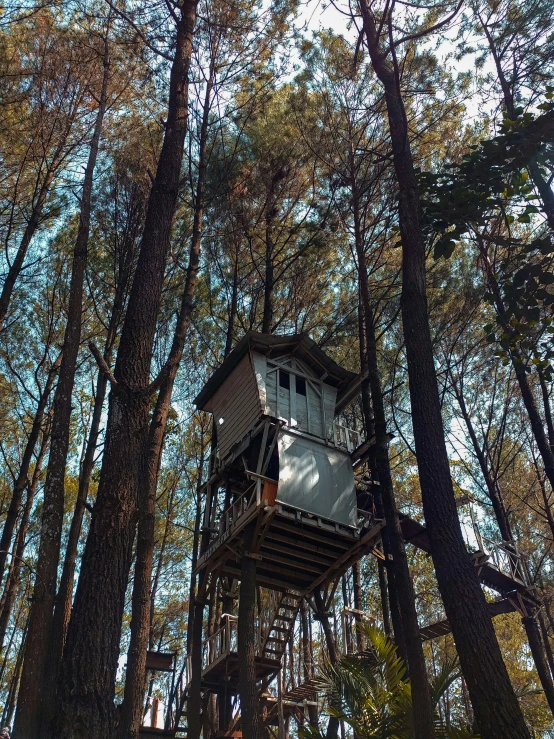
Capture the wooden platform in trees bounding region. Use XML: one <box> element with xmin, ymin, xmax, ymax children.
<box><xmin>195</xmin><ymin>493</ymin><xmax>383</xmax><ymax>594</ymax></box>
<box><xmin>262</xmin><ymin>680</ymin><xmax>320</xmax><ymax>726</ymax></box>
<box><xmin>399</xmin><ymin>514</ymin><xmax>537</xmax><ymax>604</ymax></box>
<box><xmin>145</xmin><ymin>650</ymin><xmax>175</xmax><ymax>672</ymax></box>
<box><xmin>200</xmin><ymin>652</ymin><xmax>281</xmax><ymax>692</ymax></box>
<box><xmin>419</xmin><ymin>598</ymin><xmax>517</xmax><ymax>641</ymax></box>
<box><xmin>197</xmin><ymin>499</ymin><xmax>534</xmax><ymax>607</ymax></box>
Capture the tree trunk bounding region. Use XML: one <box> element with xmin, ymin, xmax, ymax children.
<box><xmin>216</xmin><ymin>581</ymin><xmax>235</xmax><ymax>731</ymax></box>
<box><xmin>187</xmin><ymin>576</ymin><xmax>206</xmax><ymax>739</ymax></box>
<box><xmin>358</xmin><ymin>298</ymin><xmax>405</xmax><ymax>658</ymax></box>
<box><xmin>453</xmin><ymin>374</ymin><xmax>554</xmax><ymax>711</ymax></box>
<box><xmin>118</xmin><ymin>60</ymin><xmax>210</xmax><ymax>739</ymax></box>
<box><xmin>351</xmin><ymin>561</ymin><xmax>367</xmax><ymax>652</ymax></box>
<box><xmin>0</xmin><ymin>433</ymin><xmax>47</xmax><ymax>654</ymax></box>
<box><xmin>527</xmin><ymin>160</ymin><xmax>554</xmax><ymax>232</ymax></box>
<box><xmin>262</xmin><ymin>207</ymin><xmax>274</xmax><ymax>335</ymax></box>
<box><xmin>300</xmin><ymin>599</ymin><xmax>318</xmax><ymax>727</ymax></box>
<box><xmin>185</xmin><ymin>447</ymin><xmax>205</xmax><ymax>658</ymax></box>
<box><xmin>15</xmin><ymin>43</ymin><xmax>110</xmax><ymax>738</ymax></box>
<box><xmin>0</xmin><ymin>73</ymin><xmax>83</xmax><ymax>332</ymax></box>
<box><xmin>452</xmin><ymin>381</ymin><xmax>513</xmax><ymax>541</ymax></box>
<box><xmin>377</xmin><ymin>560</ymin><xmax>391</xmax><ymax>636</ymax></box>
<box><xmin>238</xmin><ymin>524</ymin><xmax>259</xmax><ymax>739</ymax></box>
<box><xmin>538</xmin><ymin>368</ymin><xmax>554</xmax><ymax>451</ymax></box>
<box><xmin>539</xmin><ymin>610</ymin><xmax>554</xmax><ymax>680</ymax></box>
<box><xmin>353</xmin><ymin>167</ymin><xmax>435</xmax><ymax>738</ymax></box>
<box><xmin>0</xmin><ymin>356</ymin><xmax>58</xmax><ymax>587</ymax></box>
<box><xmin>477</xmin><ymin>14</ymin><xmax>554</xmax><ymax>233</ymax></box>
<box><xmin>358</xmin><ymin>3</ymin><xmax>530</xmax><ymax>737</ymax></box>
<box><xmin>225</xmin><ymin>248</ymin><xmax>239</xmax><ymax>356</ymax></box>
<box><xmin>48</xmin><ymin>176</ymin><xmax>135</xmax><ymax>682</ymax></box>
<box><xmin>514</xmin><ymin>365</ymin><xmax>554</xmax><ymax>489</ymax></box>
<box><xmin>2</xmin><ymin>621</ymin><xmax>27</xmax><ymax>729</ymax></box>
<box><xmin>56</xmin><ymin>6</ymin><xmax>197</xmax><ymax>736</ymax></box>
<box><xmin>480</xmin><ymin>254</ymin><xmax>554</xmax><ymax>494</ymax></box>
<box><xmin>313</xmin><ymin>587</ymin><xmax>339</xmax><ymax>739</ymax></box>
<box><xmin>522</xmin><ymin>616</ymin><xmax>554</xmax><ymax>715</ymax></box>
<box><xmin>0</xmin><ymin>168</ymin><xmax>57</xmax><ymax>331</ymax></box>
<box><xmin>185</xmin><ymin>442</ymin><xmax>211</xmax><ymax>739</ymax></box>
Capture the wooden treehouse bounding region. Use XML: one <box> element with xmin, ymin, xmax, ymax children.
<box><xmin>193</xmin><ymin>332</ymin><xmax>382</xmax><ymax>598</ymax></box>
<box><xmin>184</xmin><ymin>331</ymin><xmax>538</xmax><ymax>737</ymax></box>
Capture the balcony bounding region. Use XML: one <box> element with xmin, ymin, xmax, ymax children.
<box><xmin>186</xmin><ymin>612</ymin><xmax>282</xmax><ymax>692</ymax></box>
<box><xmin>331</xmin><ymin>421</ymin><xmax>362</xmax><ymax>454</ymax></box>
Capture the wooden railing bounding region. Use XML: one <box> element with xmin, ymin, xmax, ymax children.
<box><xmin>460</xmin><ymin>505</ymin><xmax>528</xmax><ymax>585</ymax></box>
<box><xmin>201</xmin><ymin>614</ymin><xmax>266</xmax><ymax>673</ymax></box>
<box><xmin>203</xmin><ymin>614</ymin><xmax>239</xmax><ymax>670</ymax></box>
<box><xmin>218</xmin><ymin>480</ymin><xmax>260</xmax><ymax>537</ymax></box>
<box><xmin>480</xmin><ymin>536</ymin><xmax>527</xmax><ymax>584</ymax></box>
<box><xmin>185</xmin><ymin>593</ymin><xmax>293</xmax><ymax>683</ymax></box>
<box><xmin>341</xmin><ymin>607</ymin><xmax>375</xmax><ymax>656</ymax></box>
<box><xmin>332</xmin><ymin>421</ymin><xmax>361</xmax><ymax>453</ymax></box>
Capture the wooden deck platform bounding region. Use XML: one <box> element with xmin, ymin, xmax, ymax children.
<box><xmin>195</xmin><ymin>497</ymin><xmax>383</xmax><ymax>594</ymax></box>
<box><xmin>262</xmin><ymin>680</ymin><xmax>320</xmax><ymax>726</ymax></box>
<box><xmin>419</xmin><ymin>598</ymin><xmax>517</xmax><ymax>641</ymax></box>
<box><xmin>201</xmin><ymin>652</ymin><xmax>281</xmax><ymax>692</ymax></box>
<box><xmin>145</xmin><ymin>650</ymin><xmax>175</xmax><ymax>672</ymax></box>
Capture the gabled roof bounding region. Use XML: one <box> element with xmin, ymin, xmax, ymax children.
<box><xmin>194</xmin><ymin>332</ymin><xmax>361</xmax><ymax>412</ymax></box>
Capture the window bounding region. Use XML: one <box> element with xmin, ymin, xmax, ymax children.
<box><xmin>296</xmin><ymin>376</ymin><xmax>306</xmax><ymax>396</ymax></box>
<box><xmin>279</xmin><ymin>370</ymin><xmax>290</xmax><ymax>390</ymax></box>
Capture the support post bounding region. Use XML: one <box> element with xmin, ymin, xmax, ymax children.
<box><xmin>239</xmin><ymin>524</ymin><xmax>259</xmax><ymax>739</ymax></box>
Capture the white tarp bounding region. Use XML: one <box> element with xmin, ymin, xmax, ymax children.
<box><xmin>277</xmin><ymin>430</ymin><xmax>357</xmax><ymax>527</ymax></box>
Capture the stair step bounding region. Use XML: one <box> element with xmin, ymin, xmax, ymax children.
<box><xmin>275</xmin><ymin>614</ymin><xmax>294</xmax><ymax>622</ymax></box>
<box><xmin>267</xmin><ymin>636</ymin><xmax>286</xmax><ymax>642</ymax></box>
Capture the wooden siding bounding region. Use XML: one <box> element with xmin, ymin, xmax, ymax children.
<box><xmin>323</xmin><ymin>385</ymin><xmax>337</xmax><ymax>439</ymax></box>
<box><xmin>278</xmin><ymin>377</ymin><xmax>291</xmax><ymax>424</ymax></box>
<box><xmin>257</xmin><ymin>352</ymin><xmax>337</xmax><ymax>440</ymax></box>
<box><xmin>306</xmin><ymin>381</ymin><xmax>323</xmax><ymax>437</ymax></box>
<box><xmin>295</xmin><ymin>386</ymin><xmax>308</xmax><ymax>431</ymax></box>
<box><xmin>211</xmin><ymin>354</ymin><xmax>262</xmax><ymax>460</ymax></box>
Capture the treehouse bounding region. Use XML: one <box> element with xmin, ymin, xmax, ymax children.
<box><xmin>193</xmin><ymin>332</ymin><xmax>384</xmax><ymax>595</ymax></box>
<box><xmin>184</xmin><ymin>334</ymin><xmax>540</xmax><ymax>739</ymax></box>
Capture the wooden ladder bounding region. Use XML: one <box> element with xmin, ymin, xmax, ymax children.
<box><xmin>261</xmin><ymin>590</ymin><xmax>302</xmax><ymax>661</ymax></box>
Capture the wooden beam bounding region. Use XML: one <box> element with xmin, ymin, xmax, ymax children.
<box><xmin>271</xmin><ymin>519</ymin><xmax>355</xmax><ymax>549</ymax></box>
<box><xmin>259</xmin><ymin>551</ymin><xmax>323</xmax><ymax>575</ymax></box>
<box><xmin>263</xmin><ymin>531</ymin><xmax>339</xmax><ymax>561</ymax></box>
<box><xmin>307</xmin><ymin>521</ymin><xmax>384</xmax><ymax>594</ymax></box>
<box><xmin>261</xmin><ymin>539</ymin><xmax>335</xmax><ymax>567</ymax></box>
<box><xmin>222</xmin><ymin>565</ymin><xmax>311</xmax><ymax>592</ymax></box>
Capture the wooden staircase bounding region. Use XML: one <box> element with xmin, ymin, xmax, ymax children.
<box><xmin>262</xmin><ymin>678</ymin><xmax>321</xmax><ymax>727</ymax></box>
<box><xmin>261</xmin><ymin>590</ymin><xmax>302</xmax><ymax>661</ymax></box>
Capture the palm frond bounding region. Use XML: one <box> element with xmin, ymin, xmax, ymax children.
<box><xmin>310</xmin><ymin>625</ymin><xmax>479</xmax><ymax>739</ymax></box>
<box><xmin>430</xmin><ymin>654</ymin><xmax>461</xmax><ymax>708</ymax></box>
